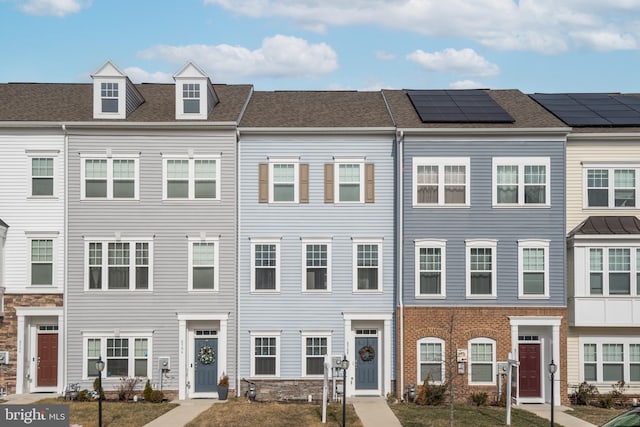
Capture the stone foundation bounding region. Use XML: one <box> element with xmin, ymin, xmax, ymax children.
<box><xmin>239</xmin><ymin>379</ymin><xmax>334</xmax><ymax>402</ymax></box>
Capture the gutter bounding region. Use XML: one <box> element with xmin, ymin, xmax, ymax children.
<box><xmin>396</xmin><ymin>130</ymin><xmax>404</xmax><ymax>399</ymax></box>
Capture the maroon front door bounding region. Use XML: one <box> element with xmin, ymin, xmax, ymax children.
<box><xmin>37</xmin><ymin>333</ymin><xmax>58</xmax><ymax>387</ymax></box>
<box><xmin>518</xmin><ymin>343</ymin><xmax>541</xmax><ymax>397</ymax></box>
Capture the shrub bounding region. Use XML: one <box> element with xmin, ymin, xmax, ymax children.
<box><xmin>117</xmin><ymin>377</ymin><xmax>143</xmax><ymax>401</ymax></box>
<box><xmin>218</xmin><ymin>373</ymin><xmax>229</xmax><ymax>387</ymax></box>
<box><xmin>143</xmin><ymin>379</ymin><xmax>153</xmax><ymax>402</ymax></box>
<box><xmin>76</xmin><ymin>389</ymin><xmax>90</xmax><ymax>402</ymax></box>
<box><xmin>574</xmin><ymin>381</ymin><xmax>599</xmax><ymax>406</ymax></box>
<box><xmin>470</xmin><ymin>392</ymin><xmax>488</xmax><ymax>407</ymax></box>
<box><xmin>415</xmin><ymin>375</ymin><xmax>447</xmax><ymax>406</ymax></box>
<box><xmin>599</xmin><ymin>394</ymin><xmax>615</xmax><ymax>409</ymax></box>
<box><xmin>149</xmin><ymin>390</ymin><xmax>165</xmax><ymax>403</ymax></box>
<box><xmin>92</xmin><ymin>378</ymin><xmax>105</xmax><ymax>400</ymax></box>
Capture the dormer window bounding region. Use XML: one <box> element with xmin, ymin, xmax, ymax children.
<box><xmin>183</xmin><ymin>84</ymin><xmax>200</xmax><ymax>114</ymax></box>
<box><xmin>101</xmin><ymin>82</ymin><xmax>119</xmax><ymax>113</ymax></box>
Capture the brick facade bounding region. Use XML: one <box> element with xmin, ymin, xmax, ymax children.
<box><xmin>0</xmin><ymin>293</ymin><xmax>63</xmax><ymax>394</ymax></box>
<box><xmin>400</xmin><ymin>306</ymin><xmax>569</xmax><ymax>405</ymax></box>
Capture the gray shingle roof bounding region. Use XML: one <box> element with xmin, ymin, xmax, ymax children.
<box><xmin>383</xmin><ymin>89</ymin><xmax>568</xmax><ymax>129</ymax></box>
<box><xmin>0</xmin><ymin>83</ymin><xmax>253</xmax><ymax>123</ymax></box>
<box><xmin>569</xmin><ymin>216</ymin><xmax>640</xmax><ymax>236</ymax></box>
<box><xmin>239</xmin><ymin>91</ymin><xmax>394</xmax><ymax>128</ymax></box>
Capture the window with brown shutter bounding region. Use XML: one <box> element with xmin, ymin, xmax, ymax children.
<box><xmin>365</xmin><ymin>163</ymin><xmax>375</xmax><ymax>203</ymax></box>
<box><xmin>300</xmin><ymin>163</ymin><xmax>309</xmax><ymax>203</ymax></box>
<box><xmin>258</xmin><ymin>163</ymin><xmax>268</xmax><ymax>203</ymax></box>
<box><xmin>324</xmin><ymin>164</ymin><xmax>334</xmax><ymax>203</ymax></box>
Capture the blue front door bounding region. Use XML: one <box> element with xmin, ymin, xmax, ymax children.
<box><xmin>355</xmin><ymin>336</ymin><xmax>378</xmax><ymax>390</ymax></box>
<box><xmin>194</xmin><ymin>338</ymin><xmax>218</xmax><ymax>393</ymax></box>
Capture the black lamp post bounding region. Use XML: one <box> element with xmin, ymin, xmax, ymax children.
<box><xmin>339</xmin><ymin>355</ymin><xmax>350</xmax><ymax>427</ymax></box>
<box><xmin>96</xmin><ymin>357</ymin><xmax>105</xmax><ymax>427</ymax></box>
<box><xmin>548</xmin><ymin>360</ymin><xmax>557</xmax><ymax>427</ymax></box>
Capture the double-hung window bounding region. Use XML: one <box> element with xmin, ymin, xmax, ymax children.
<box><xmin>353</xmin><ymin>239</ymin><xmax>382</xmax><ymax>292</ymax></box>
<box><xmin>31</xmin><ymin>157</ymin><xmax>54</xmax><ymax>196</ymax></box>
<box><xmin>466</xmin><ymin>240</ymin><xmax>497</xmax><ymax>298</ymax></box>
<box><xmin>101</xmin><ymin>82</ymin><xmax>119</xmax><ymax>113</ymax></box>
<box><xmin>252</xmin><ymin>332</ymin><xmax>279</xmax><ymax>377</ymax></box>
<box><xmin>415</xmin><ymin>240</ymin><xmax>446</xmax><ymax>297</ymax></box>
<box><xmin>588</xmin><ymin>247</ymin><xmax>640</xmax><ymax>296</ymax></box>
<box><xmin>469</xmin><ymin>338</ymin><xmax>496</xmax><ymax>385</ymax></box>
<box><xmin>84</xmin><ymin>335</ymin><xmax>151</xmax><ymax>378</ymax></box>
<box><xmin>413</xmin><ymin>157</ymin><xmax>470</xmax><ymax>206</ymax></box>
<box><xmin>258</xmin><ymin>159</ymin><xmax>308</xmax><ymax>204</ymax></box>
<box><xmin>302</xmin><ymin>239</ymin><xmax>331</xmax><ymax>291</ymax></box>
<box><xmin>580</xmin><ymin>339</ymin><xmax>640</xmax><ymax>384</ymax></box>
<box><xmin>81</xmin><ymin>155</ymin><xmax>139</xmax><ymax>199</ymax></box>
<box><xmin>303</xmin><ymin>333</ymin><xmax>330</xmax><ymax>377</ymax></box>
<box><xmin>30</xmin><ymin>238</ymin><xmax>54</xmax><ymax>286</ymax></box>
<box><xmin>493</xmin><ymin>157</ymin><xmax>550</xmax><ymax>206</ymax></box>
<box><xmin>324</xmin><ymin>159</ymin><xmax>374</xmax><ymax>203</ymax></box>
<box><xmin>251</xmin><ymin>239</ymin><xmax>280</xmax><ymax>292</ymax></box>
<box><xmin>418</xmin><ymin>338</ymin><xmax>445</xmax><ymax>383</ymax></box>
<box><xmin>189</xmin><ymin>237</ymin><xmax>219</xmax><ymax>291</ymax></box>
<box><xmin>518</xmin><ymin>240</ymin><xmax>550</xmax><ymax>298</ymax></box>
<box><xmin>182</xmin><ymin>83</ymin><xmax>200</xmax><ymax>114</ymax></box>
<box><xmin>163</xmin><ymin>156</ymin><xmax>220</xmax><ymax>200</ymax></box>
<box><xmin>585</xmin><ymin>164</ymin><xmax>639</xmax><ymax>208</ymax></box>
<box><xmin>85</xmin><ymin>239</ymin><xmax>153</xmax><ymax>290</ymax></box>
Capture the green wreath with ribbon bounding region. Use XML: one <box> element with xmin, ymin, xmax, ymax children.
<box><xmin>198</xmin><ymin>344</ymin><xmax>215</xmax><ymax>365</ymax></box>
<box><xmin>359</xmin><ymin>345</ymin><xmax>375</xmax><ymax>362</ymax></box>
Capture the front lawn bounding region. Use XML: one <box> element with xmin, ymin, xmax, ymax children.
<box><xmin>567</xmin><ymin>405</ymin><xmax>627</xmax><ymax>426</ymax></box>
<box><xmin>35</xmin><ymin>398</ymin><xmax>178</xmax><ymax>427</ymax></box>
<box><xmin>390</xmin><ymin>403</ymin><xmax>560</xmax><ymax>427</ymax></box>
<box><xmin>186</xmin><ymin>398</ymin><xmax>363</xmax><ymax>427</ymax></box>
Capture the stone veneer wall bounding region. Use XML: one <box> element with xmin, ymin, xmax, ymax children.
<box><xmin>400</xmin><ymin>306</ymin><xmax>569</xmax><ymax>405</ymax></box>
<box><xmin>0</xmin><ymin>294</ymin><xmax>63</xmax><ymax>394</ymax></box>
<box><xmin>239</xmin><ymin>379</ymin><xmax>334</xmax><ymax>402</ymax></box>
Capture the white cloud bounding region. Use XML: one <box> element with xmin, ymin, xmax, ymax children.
<box><xmin>123</xmin><ymin>67</ymin><xmax>173</xmax><ymax>84</ymax></box>
<box><xmin>204</xmin><ymin>0</ymin><xmax>640</xmax><ymax>53</ymax></box>
<box><xmin>375</xmin><ymin>50</ymin><xmax>396</xmax><ymax>61</ymax></box>
<box><xmin>18</xmin><ymin>0</ymin><xmax>89</xmax><ymax>17</ymax></box>
<box><xmin>138</xmin><ymin>35</ymin><xmax>337</xmax><ymax>80</ymax></box>
<box><xmin>407</xmin><ymin>48</ymin><xmax>499</xmax><ymax>77</ymax></box>
<box><xmin>449</xmin><ymin>80</ymin><xmax>486</xmax><ymax>89</ymax></box>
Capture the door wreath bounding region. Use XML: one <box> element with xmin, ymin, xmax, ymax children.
<box><xmin>198</xmin><ymin>344</ymin><xmax>216</xmax><ymax>365</ymax></box>
<box><xmin>359</xmin><ymin>344</ymin><xmax>375</xmax><ymax>362</ymax></box>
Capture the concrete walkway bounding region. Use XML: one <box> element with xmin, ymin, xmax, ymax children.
<box><xmin>351</xmin><ymin>397</ymin><xmax>402</xmax><ymax>427</ymax></box>
<box><xmin>519</xmin><ymin>403</ymin><xmax>597</xmax><ymax>427</ymax></box>
<box><xmin>143</xmin><ymin>398</ymin><xmax>218</xmax><ymax>427</ymax></box>
<box><xmin>1</xmin><ymin>392</ymin><xmax>59</xmax><ymax>404</ymax></box>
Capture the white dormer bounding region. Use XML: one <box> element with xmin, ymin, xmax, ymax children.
<box><xmin>174</xmin><ymin>62</ymin><xmax>218</xmax><ymax>120</ymax></box>
<box><xmin>91</xmin><ymin>61</ymin><xmax>144</xmax><ymax>119</ymax></box>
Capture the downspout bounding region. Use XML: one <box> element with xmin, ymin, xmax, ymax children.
<box><xmin>62</xmin><ymin>123</ymin><xmax>68</xmax><ymax>393</ymax></box>
<box><xmin>235</xmin><ymin>127</ymin><xmax>240</xmax><ymax>397</ymax></box>
<box><xmin>396</xmin><ymin>130</ymin><xmax>404</xmax><ymax>399</ymax></box>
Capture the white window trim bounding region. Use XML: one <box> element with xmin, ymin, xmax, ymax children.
<box><xmin>269</xmin><ymin>158</ymin><xmax>300</xmax><ymax>203</ymax></box>
<box><xmin>582</xmin><ymin>163</ymin><xmax>640</xmax><ymax>209</ymax></box>
<box><xmin>250</xmin><ymin>331</ymin><xmax>280</xmax><ymax>378</ymax></box>
<box><xmin>414</xmin><ymin>239</ymin><xmax>447</xmax><ymax>298</ymax></box>
<box><xmin>352</xmin><ymin>237</ymin><xmax>383</xmax><ymax>293</ymax></box>
<box><xmin>250</xmin><ymin>238</ymin><xmax>281</xmax><ymax>293</ymax></box>
<box><xmin>25</xmin><ymin>231</ymin><xmax>59</xmax><ymax>288</ymax></box>
<box><xmin>81</xmin><ymin>332</ymin><xmax>153</xmax><ymax>380</ymax></box>
<box><xmin>301</xmin><ymin>331</ymin><xmax>332</xmax><ymax>378</ymax></box>
<box><xmin>586</xmin><ymin>246</ymin><xmax>639</xmax><ymax>296</ymax></box>
<box><xmin>83</xmin><ymin>237</ymin><xmax>154</xmax><ymax>291</ymax></box>
<box><xmin>465</xmin><ymin>239</ymin><xmax>498</xmax><ymax>299</ymax></box>
<box><xmin>518</xmin><ymin>239</ymin><xmax>550</xmax><ymax>299</ymax></box>
<box><xmin>468</xmin><ymin>337</ymin><xmax>496</xmax><ymax>386</ymax></box>
<box><xmin>80</xmin><ymin>153</ymin><xmax>140</xmax><ymax>200</ymax></box>
<box><xmin>417</xmin><ymin>337</ymin><xmax>445</xmax><ymax>384</ymax></box>
<box><xmin>579</xmin><ymin>337</ymin><xmax>640</xmax><ymax>385</ymax></box>
<box><xmin>301</xmin><ymin>238</ymin><xmax>332</xmax><ymax>293</ymax></box>
<box><xmin>93</xmin><ymin>78</ymin><xmax>126</xmax><ymax>119</ymax></box>
<box><xmin>188</xmin><ymin>236</ymin><xmax>220</xmax><ymax>292</ymax></box>
<box><xmin>162</xmin><ymin>155</ymin><xmax>221</xmax><ymax>200</ymax></box>
<box><xmin>26</xmin><ymin>150</ymin><xmax>60</xmax><ymax>199</ymax></box>
<box><xmin>176</xmin><ymin>80</ymin><xmax>207</xmax><ymax>120</ymax></box>
<box><xmin>492</xmin><ymin>157</ymin><xmax>550</xmax><ymax>207</ymax></box>
<box><xmin>334</xmin><ymin>158</ymin><xmax>365</xmax><ymax>204</ymax></box>
<box><xmin>412</xmin><ymin>157</ymin><xmax>470</xmax><ymax>207</ymax></box>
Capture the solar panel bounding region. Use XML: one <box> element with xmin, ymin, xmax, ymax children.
<box><xmin>530</xmin><ymin>93</ymin><xmax>640</xmax><ymax>126</ymax></box>
<box><xmin>407</xmin><ymin>90</ymin><xmax>514</xmax><ymax>123</ymax></box>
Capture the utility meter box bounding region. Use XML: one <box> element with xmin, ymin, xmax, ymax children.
<box><xmin>158</xmin><ymin>357</ymin><xmax>170</xmax><ymax>371</ymax></box>
<box><xmin>332</xmin><ymin>356</ymin><xmax>343</xmax><ymax>369</ymax></box>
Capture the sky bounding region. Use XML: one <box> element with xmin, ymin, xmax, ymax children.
<box><xmin>1</xmin><ymin>0</ymin><xmax>640</xmax><ymax>93</ymax></box>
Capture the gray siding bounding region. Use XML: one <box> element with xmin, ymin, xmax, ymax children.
<box><xmin>238</xmin><ymin>135</ymin><xmax>396</xmax><ymax>379</ymax></box>
<box><xmin>403</xmin><ymin>138</ymin><xmax>566</xmax><ymax>306</ymax></box>
<box><xmin>66</xmin><ymin>130</ymin><xmax>237</xmax><ymax>389</ymax></box>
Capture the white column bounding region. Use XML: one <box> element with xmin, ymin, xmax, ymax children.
<box><xmin>16</xmin><ymin>314</ymin><xmax>25</xmax><ymax>394</ymax></box>
<box><xmin>178</xmin><ymin>319</ymin><xmax>187</xmax><ymax>400</ymax></box>
<box><xmin>384</xmin><ymin>317</ymin><xmax>392</xmax><ymax>396</ymax></box>
<box><xmin>552</xmin><ymin>323</ymin><xmax>560</xmax><ymax>406</ymax></box>
<box><xmin>219</xmin><ymin>318</ymin><xmax>228</xmax><ymax>382</ymax></box>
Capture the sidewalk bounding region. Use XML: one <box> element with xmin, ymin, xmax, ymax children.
<box><xmin>1</xmin><ymin>392</ymin><xmax>59</xmax><ymax>404</ymax></box>
<box><xmin>519</xmin><ymin>403</ymin><xmax>597</xmax><ymax>427</ymax></box>
<box><xmin>143</xmin><ymin>398</ymin><xmax>218</xmax><ymax>427</ymax></box>
<box><xmin>351</xmin><ymin>397</ymin><xmax>402</xmax><ymax>427</ymax></box>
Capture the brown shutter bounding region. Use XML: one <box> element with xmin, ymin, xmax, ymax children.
<box><xmin>299</xmin><ymin>163</ymin><xmax>309</xmax><ymax>203</ymax></box>
<box><xmin>258</xmin><ymin>163</ymin><xmax>268</xmax><ymax>203</ymax></box>
<box><xmin>324</xmin><ymin>163</ymin><xmax>334</xmax><ymax>203</ymax></box>
<box><xmin>365</xmin><ymin>163</ymin><xmax>375</xmax><ymax>203</ymax></box>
